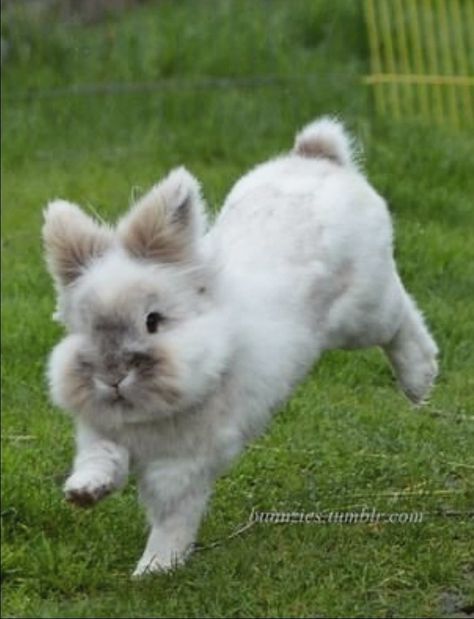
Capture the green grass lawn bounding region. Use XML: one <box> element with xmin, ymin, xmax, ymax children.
<box><xmin>2</xmin><ymin>1</ymin><xmax>473</xmax><ymax>617</ymax></box>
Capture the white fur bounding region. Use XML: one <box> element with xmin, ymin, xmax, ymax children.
<box><xmin>45</xmin><ymin>118</ymin><xmax>438</xmax><ymax>576</ymax></box>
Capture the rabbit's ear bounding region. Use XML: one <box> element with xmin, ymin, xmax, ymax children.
<box><xmin>42</xmin><ymin>200</ymin><xmax>113</xmax><ymax>287</ymax></box>
<box><xmin>118</xmin><ymin>167</ymin><xmax>206</xmax><ymax>263</ymax></box>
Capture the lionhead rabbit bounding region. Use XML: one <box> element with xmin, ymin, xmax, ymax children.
<box><xmin>43</xmin><ymin>117</ymin><xmax>438</xmax><ymax>576</ymax></box>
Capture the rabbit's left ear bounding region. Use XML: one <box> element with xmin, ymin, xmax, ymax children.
<box><xmin>118</xmin><ymin>167</ymin><xmax>207</xmax><ymax>263</ymax></box>
<box><xmin>42</xmin><ymin>200</ymin><xmax>113</xmax><ymax>288</ymax></box>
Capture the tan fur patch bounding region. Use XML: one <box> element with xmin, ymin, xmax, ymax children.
<box><xmin>295</xmin><ymin>138</ymin><xmax>339</xmax><ymax>162</ymax></box>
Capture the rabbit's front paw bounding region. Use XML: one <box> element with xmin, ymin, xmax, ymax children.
<box><xmin>64</xmin><ymin>470</ymin><xmax>114</xmax><ymax>507</ymax></box>
<box><xmin>132</xmin><ymin>551</ymin><xmax>185</xmax><ymax>578</ymax></box>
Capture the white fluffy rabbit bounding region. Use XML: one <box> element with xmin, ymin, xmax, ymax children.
<box><xmin>44</xmin><ymin>117</ymin><xmax>438</xmax><ymax>576</ymax></box>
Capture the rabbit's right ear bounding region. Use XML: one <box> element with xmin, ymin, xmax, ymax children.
<box><xmin>117</xmin><ymin>167</ymin><xmax>207</xmax><ymax>264</ymax></box>
<box><xmin>42</xmin><ymin>200</ymin><xmax>113</xmax><ymax>288</ymax></box>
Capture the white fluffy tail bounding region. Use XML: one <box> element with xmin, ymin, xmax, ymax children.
<box><xmin>293</xmin><ymin>117</ymin><xmax>355</xmax><ymax>167</ymax></box>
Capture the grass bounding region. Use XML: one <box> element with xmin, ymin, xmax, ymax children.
<box><xmin>1</xmin><ymin>1</ymin><xmax>473</xmax><ymax>617</ymax></box>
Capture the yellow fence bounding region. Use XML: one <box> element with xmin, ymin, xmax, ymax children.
<box><xmin>363</xmin><ymin>0</ymin><xmax>474</xmax><ymax>127</ymax></box>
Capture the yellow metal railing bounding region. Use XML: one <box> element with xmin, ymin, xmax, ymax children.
<box><xmin>364</xmin><ymin>0</ymin><xmax>474</xmax><ymax>126</ymax></box>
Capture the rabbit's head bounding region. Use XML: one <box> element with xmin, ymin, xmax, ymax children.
<box><xmin>43</xmin><ymin>168</ymin><xmax>232</xmax><ymax>426</ymax></box>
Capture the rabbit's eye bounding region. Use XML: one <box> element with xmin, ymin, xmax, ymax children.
<box><xmin>146</xmin><ymin>312</ymin><xmax>163</xmax><ymax>334</ymax></box>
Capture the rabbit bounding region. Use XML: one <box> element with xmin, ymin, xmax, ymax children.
<box><xmin>43</xmin><ymin>117</ymin><xmax>438</xmax><ymax>577</ymax></box>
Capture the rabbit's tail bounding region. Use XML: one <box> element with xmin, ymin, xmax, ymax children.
<box><xmin>293</xmin><ymin>117</ymin><xmax>356</xmax><ymax>167</ymax></box>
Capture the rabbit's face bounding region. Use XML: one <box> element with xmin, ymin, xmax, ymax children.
<box><xmin>44</xmin><ymin>168</ymin><xmax>231</xmax><ymax>424</ymax></box>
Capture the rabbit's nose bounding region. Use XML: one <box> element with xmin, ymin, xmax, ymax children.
<box><xmin>108</xmin><ymin>375</ymin><xmax>126</xmax><ymax>393</ymax></box>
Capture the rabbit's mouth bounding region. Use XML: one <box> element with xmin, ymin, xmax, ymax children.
<box><xmin>98</xmin><ymin>388</ymin><xmax>132</xmax><ymax>409</ymax></box>
<box><xmin>109</xmin><ymin>391</ymin><xmax>135</xmax><ymax>408</ymax></box>
<box><xmin>92</xmin><ymin>375</ymin><xmax>135</xmax><ymax>408</ymax></box>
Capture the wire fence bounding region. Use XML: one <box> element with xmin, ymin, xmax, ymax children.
<box><xmin>1</xmin><ymin>74</ymin><xmax>359</xmax><ymax>102</ymax></box>
<box><xmin>364</xmin><ymin>0</ymin><xmax>474</xmax><ymax>127</ymax></box>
